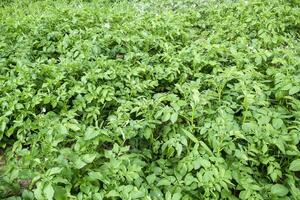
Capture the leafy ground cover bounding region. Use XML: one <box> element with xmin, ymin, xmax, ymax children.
<box><xmin>0</xmin><ymin>0</ymin><xmax>300</xmax><ymax>199</ymax></box>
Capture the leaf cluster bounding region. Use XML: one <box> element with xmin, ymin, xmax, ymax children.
<box><xmin>0</xmin><ymin>0</ymin><xmax>300</xmax><ymax>199</ymax></box>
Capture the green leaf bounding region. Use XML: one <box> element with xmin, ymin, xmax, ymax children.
<box><xmin>182</xmin><ymin>128</ymin><xmax>198</xmax><ymax>143</ymax></box>
<box><xmin>47</xmin><ymin>167</ymin><xmax>62</xmax><ymax>176</ymax></box>
<box><xmin>66</xmin><ymin>123</ymin><xmax>80</xmax><ymax>131</ymax></box>
<box><xmin>170</xmin><ymin>112</ymin><xmax>178</xmax><ymax>124</ymax></box>
<box><xmin>82</xmin><ymin>154</ymin><xmax>97</xmax><ymax>163</ymax></box>
<box><xmin>84</xmin><ymin>127</ymin><xmax>99</xmax><ymax>140</ymax></box>
<box><xmin>192</xmin><ymin>89</ymin><xmax>200</xmax><ymax>104</ymax></box>
<box><xmin>272</xmin><ymin>118</ymin><xmax>283</xmax><ymax>129</ymax></box>
<box><xmin>175</xmin><ymin>143</ymin><xmax>182</xmax><ymax>157</ymax></box>
<box><xmin>274</xmin><ymin>139</ymin><xmax>285</xmax><ymax>153</ymax></box>
<box><xmin>271</xmin><ymin>184</ymin><xmax>289</xmax><ymax>197</ymax></box>
<box><xmin>157</xmin><ymin>178</ymin><xmax>171</xmax><ymax>186</ymax></box>
<box><xmin>53</xmin><ymin>186</ymin><xmax>67</xmax><ymax>200</ymax></box>
<box><xmin>166</xmin><ymin>191</ymin><xmax>172</xmax><ymax>200</ymax></box>
<box><xmin>239</xmin><ymin>190</ymin><xmax>251</xmax><ymax>199</ymax></box>
<box><xmin>146</xmin><ymin>174</ymin><xmax>156</xmax><ymax>184</ymax></box>
<box><xmin>143</xmin><ymin>127</ymin><xmax>152</xmax><ymax>139</ymax></box>
<box><xmin>74</xmin><ymin>159</ymin><xmax>87</xmax><ymax>169</ymax></box>
<box><xmin>44</xmin><ymin>183</ymin><xmax>54</xmax><ymax>200</ymax></box>
<box><xmin>172</xmin><ymin>192</ymin><xmax>182</xmax><ymax>200</ymax></box>
<box><xmin>289</xmin><ymin>86</ymin><xmax>300</xmax><ymax>95</ymax></box>
<box><xmin>162</xmin><ymin>112</ymin><xmax>171</xmax><ymax>122</ymax></box>
<box><xmin>1</xmin><ymin>121</ymin><xmax>6</xmax><ymax>132</ymax></box>
<box><xmin>255</xmin><ymin>56</ymin><xmax>262</xmax><ymax>65</ymax></box>
<box><xmin>34</xmin><ymin>182</ymin><xmax>43</xmax><ymax>200</ymax></box>
<box><xmin>200</xmin><ymin>158</ymin><xmax>211</xmax><ymax>168</ymax></box>
<box><xmin>58</xmin><ymin>125</ymin><xmax>68</xmax><ymax>135</ymax></box>
<box><xmin>154</xmin><ymin>110</ymin><xmax>163</xmax><ymax>119</ymax></box>
<box><xmin>22</xmin><ymin>190</ymin><xmax>35</xmax><ymax>200</ymax></box>
<box><xmin>88</xmin><ymin>171</ymin><xmax>104</xmax><ymax>181</ymax></box>
<box><xmin>107</xmin><ymin>190</ymin><xmax>119</xmax><ymax>197</ymax></box>
<box><xmin>199</xmin><ymin>141</ymin><xmax>213</xmax><ymax>156</ymax></box>
<box><xmin>289</xmin><ymin>159</ymin><xmax>300</xmax><ymax>171</ymax></box>
<box><xmin>131</xmin><ymin>189</ymin><xmax>145</xmax><ymax>199</ymax></box>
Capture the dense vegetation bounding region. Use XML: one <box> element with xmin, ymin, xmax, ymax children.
<box><xmin>0</xmin><ymin>0</ymin><xmax>300</xmax><ymax>199</ymax></box>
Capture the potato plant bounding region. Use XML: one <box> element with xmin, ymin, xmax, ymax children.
<box><xmin>0</xmin><ymin>0</ymin><xmax>300</xmax><ymax>199</ymax></box>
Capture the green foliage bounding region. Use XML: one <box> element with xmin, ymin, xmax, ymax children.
<box><xmin>0</xmin><ymin>0</ymin><xmax>300</xmax><ymax>199</ymax></box>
